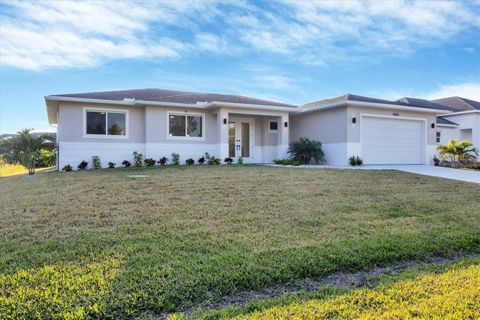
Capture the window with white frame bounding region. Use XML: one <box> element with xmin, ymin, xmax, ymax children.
<box><xmin>268</xmin><ymin>121</ymin><xmax>279</xmax><ymax>132</ymax></box>
<box><xmin>436</xmin><ymin>131</ymin><xmax>441</xmax><ymax>143</ymax></box>
<box><xmin>168</xmin><ymin>113</ymin><xmax>203</xmax><ymax>138</ymax></box>
<box><xmin>85</xmin><ymin>110</ymin><xmax>126</xmax><ymax>136</ymax></box>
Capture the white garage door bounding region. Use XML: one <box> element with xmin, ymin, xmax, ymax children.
<box><xmin>362</xmin><ymin>116</ymin><xmax>424</xmax><ymax>164</ymax></box>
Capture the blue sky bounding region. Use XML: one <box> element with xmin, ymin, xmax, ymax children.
<box><xmin>0</xmin><ymin>0</ymin><xmax>479</xmax><ymax>134</ymax></box>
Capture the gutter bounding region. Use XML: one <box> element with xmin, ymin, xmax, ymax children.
<box><xmin>437</xmin><ymin>110</ymin><xmax>480</xmax><ymax>116</ymax></box>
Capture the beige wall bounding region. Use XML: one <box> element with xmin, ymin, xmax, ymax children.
<box><xmin>290</xmin><ymin>107</ymin><xmax>347</xmax><ymax>143</ymax></box>
<box><xmin>58</xmin><ymin>102</ymin><xmax>145</xmax><ymax>143</ymax></box>
<box><xmin>346</xmin><ymin>105</ymin><xmax>438</xmax><ymax>145</ymax></box>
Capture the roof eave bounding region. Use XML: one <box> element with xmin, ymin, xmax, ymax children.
<box><xmin>438</xmin><ymin>110</ymin><xmax>480</xmax><ymax>116</ymax></box>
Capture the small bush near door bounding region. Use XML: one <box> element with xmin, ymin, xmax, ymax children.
<box><xmin>92</xmin><ymin>155</ymin><xmax>101</xmax><ymax>169</ymax></box>
<box><xmin>122</xmin><ymin>160</ymin><xmax>131</xmax><ymax>168</ymax></box>
<box><xmin>144</xmin><ymin>158</ymin><xmax>156</xmax><ymax>166</ymax></box>
<box><xmin>204</xmin><ymin>153</ymin><xmax>220</xmax><ymax>165</ymax></box>
<box><xmin>185</xmin><ymin>158</ymin><xmax>195</xmax><ymax>165</ymax></box>
<box><xmin>197</xmin><ymin>156</ymin><xmax>206</xmax><ymax>164</ymax></box>
<box><xmin>133</xmin><ymin>151</ymin><xmax>143</xmax><ymax>167</ymax></box>
<box><xmin>349</xmin><ymin>156</ymin><xmax>363</xmax><ymax>166</ymax></box>
<box><xmin>62</xmin><ymin>164</ymin><xmax>72</xmax><ymax>172</ymax></box>
<box><xmin>288</xmin><ymin>138</ymin><xmax>325</xmax><ymax>165</ymax></box>
<box><xmin>107</xmin><ymin>161</ymin><xmax>116</xmax><ymax>169</ymax></box>
<box><xmin>171</xmin><ymin>153</ymin><xmax>180</xmax><ymax>165</ymax></box>
<box><xmin>224</xmin><ymin>157</ymin><xmax>233</xmax><ymax>164</ymax></box>
<box><xmin>158</xmin><ymin>157</ymin><xmax>168</xmax><ymax>166</ymax></box>
<box><xmin>77</xmin><ymin>160</ymin><xmax>88</xmax><ymax>170</ymax></box>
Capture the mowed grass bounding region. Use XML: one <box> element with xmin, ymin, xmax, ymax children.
<box><xmin>0</xmin><ymin>166</ymin><xmax>479</xmax><ymax>319</ymax></box>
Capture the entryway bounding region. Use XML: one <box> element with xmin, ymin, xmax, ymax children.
<box><xmin>228</xmin><ymin>117</ymin><xmax>253</xmax><ymax>159</ymax></box>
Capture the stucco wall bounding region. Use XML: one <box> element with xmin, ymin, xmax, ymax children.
<box><xmin>290</xmin><ymin>107</ymin><xmax>347</xmax><ymax>143</ymax></box>
<box><xmin>441</xmin><ymin>113</ymin><xmax>480</xmax><ymax>148</ymax></box>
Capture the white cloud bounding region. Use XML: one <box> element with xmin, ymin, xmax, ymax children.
<box><xmin>424</xmin><ymin>82</ymin><xmax>480</xmax><ymax>100</ymax></box>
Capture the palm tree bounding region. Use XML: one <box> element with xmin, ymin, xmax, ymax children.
<box><xmin>1</xmin><ymin>129</ymin><xmax>53</xmax><ymax>175</ymax></box>
<box><xmin>436</xmin><ymin>138</ymin><xmax>478</xmax><ymax>167</ymax></box>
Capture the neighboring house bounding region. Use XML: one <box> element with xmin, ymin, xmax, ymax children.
<box><xmin>44</xmin><ymin>89</ymin><xmax>478</xmax><ymax>169</ymax></box>
<box><xmin>45</xmin><ymin>89</ymin><xmax>295</xmax><ymax>169</ymax></box>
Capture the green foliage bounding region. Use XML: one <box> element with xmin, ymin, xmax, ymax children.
<box><xmin>144</xmin><ymin>158</ymin><xmax>156</xmax><ymax>166</ymax></box>
<box><xmin>185</xmin><ymin>158</ymin><xmax>195</xmax><ymax>165</ymax></box>
<box><xmin>237</xmin><ymin>156</ymin><xmax>244</xmax><ymax>165</ymax></box>
<box><xmin>92</xmin><ymin>155</ymin><xmax>101</xmax><ymax>169</ymax></box>
<box><xmin>77</xmin><ymin>160</ymin><xmax>88</xmax><ymax>170</ymax></box>
<box><xmin>121</xmin><ymin>160</ymin><xmax>131</xmax><ymax>168</ymax></box>
<box><xmin>107</xmin><ymin>162</ymin><xmax>116</xmax><ymax>169</ymax></box>
<box><xmin>0</xmin><ymin>129</ymin><xmax>53</xmax><ymax>175</ymax></box>
<box><xmin>36</xmin><ymin>149</ymin><xmax>56</xmax><ymax>167</ymax></box>
<box><xmin>171</xmin><ymin>153</ymin><xmax>180</xmax><ymax>165</ymax></box>
<box><xmin>288</xmin><ymin>138</ymin><xmax>325</xmax><ymax>165</ymax></box>
<box><xmin>0</xmin><ymin>154</ymin><xmax>6</xmax><ymax>166</ymax></box>
<box><xmin>349</xmin><ymin>156</ymin><xmax>363</xmax><ymax>166</ymax></box>
<box><xmin>62</xmin><ymin>164</ymin><xmax>73</xmax><ymax>172</ymax></box>
<box><xmin>205</xmin><ymin>152</ymin><xmax>220</xmax><ymax>165</ymax></box>
<box><xmin>197</xmin><ymin>156</ymin><xmax>206</xmax><ymax>164</ymax></box>
<box><xmin>433</xmin><ymin>155</ymin><xmax>440</xmax><ymax>166</ymax></box>
<box><xmin>436</xmin><ymin>138</ymin><xmax>479</xmax><ymax>167</ymax></box>
<box><xmin>274</xmin><ymin>159</ymin><xmax>300</xmax><ymax>166</ymax></box>
<box><xmin>224</xmin><ymin>157</ymin><xmax>233</xmax><ymax>164</ymax></box>
<box><xmin>158</xmin><ymin>157</ymin><xmax>168</xmax><ymax>166</ymax></box>
<box><xmin>133</xmin><ymin>152</ymin><xmax>143</xmax><ymax>167</ymax></box>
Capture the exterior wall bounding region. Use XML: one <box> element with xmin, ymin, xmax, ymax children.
<box><xmin>436</xmin><ymin>126</ymin><xmax>458</xmax><ymax>145</ymax></box>
<box><xmin>441</xmin><ymin>113</ymin><xmax>480</xmax><ymax>149</ymax></box>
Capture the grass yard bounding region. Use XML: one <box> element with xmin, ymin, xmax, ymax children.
<box><xmin>0</xmin><ymin>166</ymin><xmax>479</xmax><ymax>319</ymax></box>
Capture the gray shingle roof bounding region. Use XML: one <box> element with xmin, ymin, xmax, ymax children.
<box><xmin>304</xmin><ymin>94</ymin><xmax>450</xmax><ymax>111</ymax></box>
<box><xmin>436</xmin><ymin>117</ymin><xmax>458</xmax><ymax>125</ymax></box>
<box><xmin>50</xmin><ymin>88</ymin><xmax>297</xmax><ymax>108</ymax></box>
<box><xmin>431</xmin><ymin>96</ymin><xmax>480</xmax><ymax>112</ymax></box>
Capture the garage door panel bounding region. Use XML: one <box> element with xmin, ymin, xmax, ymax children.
<box><xmin>362</xmin><ymin>117</ymin><xmax>424</xmax><ymax>164</ymax></box>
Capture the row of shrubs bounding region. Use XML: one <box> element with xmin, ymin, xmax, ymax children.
<box><xmin>62</xmin><ymin>152</ymin><xmax>244</xmax><ymax>171</ymax></box>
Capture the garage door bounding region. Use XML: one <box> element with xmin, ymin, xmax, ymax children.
<box><xmin>362</xmin><ymin>116</ymin><xmax>424</xmax><ymax>164</ymax></box>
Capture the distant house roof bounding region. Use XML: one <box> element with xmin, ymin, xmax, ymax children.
<box><xmin>436</xmin><ymin>116</ymin><xmax>458</xmax><ymax>125</ymax></box>
<box><xmin>48</xmin><ymin>88</ymin><xmax>297</xmax><ymax>108</ymax></box>
<box><xmin>303</xmin><ymin>93</ymin><xmax>451</xmax><ymax>112</ymax></box>
<box><xmin>431</xmin><ymin>96</ymin><xmax>480</xmax><ymax>112</ymax></box>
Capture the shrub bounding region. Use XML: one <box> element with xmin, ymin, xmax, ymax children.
<box><xmin>349</xmin><ymin>156</ymin><xmax>363</xmax><ymax>166</ymax></box>
<box><xmin>433</xmin><ymin>155</ymin><xmax>440</xmax><ymax>166</ymax></box>
<box><xmin>185</xmin><ymin>158</ymin><xmax>195</xmax><ymax>165</ymax></box>
<box><xmin>237</xmin><ymin>156</ymin><xmax>244</xmax><ymax>165</ymax></box>
<box><xmin>158</xmin><ymin>157</ymin><xmax>168</xmax><ymax>166</ymax></box>
<box><xmin>171</xmin><ymin>153</ymin><xmax>180</xmax><ymax>165</ymax></box>
<box><xmin>77</xmin><ymin>160</ymin><xmax>88</xmax><ymax>170</ymax></box>
<box><xmin>274</xmin><ymin>159</ymin><xmax>300</xmax><ymax>166</ymax></box>
<box><xmin>36</xmin><ymin>149</ymin><xmax>56</xmax><ymax>167</ymax></box>
<box><xmin>133</xmin><ymin>151</ymin><xmax>143</xmax><ymax>167</ymax></box>
<box><xmin>224</xmin><ymin>157</ymin><xmax>233</xmax><ymax>164</ymax></box>
<box><xmin>205</xmin><ymin>152</ymin><xmax>220</xmax><ymax>165</ymax></box>
<box><xmin>144</xmin><ymin>158</ymin><xmax>156</xmax><ymax>166</ymax></box>
<box><xmin>122</xmin><ymin>160</ymin><xmax>131</xmax><ymax>168</ymax></box>
<box><xmin>288</xmin><ymin>137</ymin><xmax>325</xmax><ymax>165</ymax></box>
<box><xmin>62</xmin><ymin>164</ymin><xmax>72</xmax><ymax>172</ymax></box>
<box><xmin>107</xmin><ymin>161</ymin><xmax>116</xmax><ymax>169</ymax></box>
<box><xmin>198</xmin><ymin>156</ymin><xmax>206</xmax><ymax>164</ymax></box>
<box><xmin>355</xmin><ymin>156</ymin><xmax>363</xmax><ymax>166</ymax></box>
<box><xmin>92</xmin><ymin>155</ymin><xmax>101</xmax><ymax>169</ymax></box>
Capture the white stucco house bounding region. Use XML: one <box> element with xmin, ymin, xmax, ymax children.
<box><xmin>44</xmin><ymin>89</ymin><xmax>478</xmax><ymax>169</ymax></box>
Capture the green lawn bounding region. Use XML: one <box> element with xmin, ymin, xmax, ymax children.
<box><xmin>1</xmin><ymin>166</ymin><xmax>479</xmax><ymax>319</ymax></box>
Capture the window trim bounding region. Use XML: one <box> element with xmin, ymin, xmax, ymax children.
<box><xmin>268</xmin><ymin>120</ymin><xmax>279</xmax><ymax>133</ymax></box>
<box><xmin>436</xmin><ymin>130</ymin><xmax>441</xmax><ymax>144</ymax></box>
<box><xmin>83</xmin><ymin>107</ymin><xmax>129</xmax><ymax>139</ymax></box>
<box><xmin>166</xmin><ymin>111</ymin><xmax>205</xmax><ymax>141</ymax></box>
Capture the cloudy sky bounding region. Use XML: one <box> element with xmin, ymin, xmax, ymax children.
<box><xmin>0</xmin><ymin>0</ymin><xmax>479</xmax><ymax>133</ymax></box>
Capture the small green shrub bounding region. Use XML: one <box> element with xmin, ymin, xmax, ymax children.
<box><xmin>107</xmin><ymin>161</ymin><xmax>116</xmax><ymax>169</ymax></box>
<box><xmin>274</xmin><ymin>159</ymin><xmax>300</xmax><ymax>166</ymax></box>
<box><xmin>198</xmin><ymin>156</ymin><xmax>206</xmax><ymax>164</ymax></box>
<box><xmin>77</xmin><ymin>160</ymin><xmax>88</xmax><ymax>170</ymax></box>
<box><xmin>433</xmin><ymin>155</ymin><xmax>440</xmax><ymax>166</ymax></box>
<box><xmin>133</xmin><ymin>151</ymin><xmax>143</xmax><ymax>167</ymax></box>
<box><xmin>349</xmin><ymin>156</ymin><xmax>363</xmax><ymax>166</ymax></box>
<box><xmin>171</xmin><ymin>153</ymin><xmax>180</xmax><ymax>165</ymax></box>
<box><xmin>288</xmin><ymin>137</ymin><xmax>325</xmax><ymax>165</ymax></box>
<box><xmin>185</xmin><ymin>158</ymin><xmax>195</xmax><ymax>165</ymax></box>
<box><xmin>158</xmin><ymin>157</ymin><xmax>168</xmax><ymax>166</ymax></box>
<box><xmin>237</xmin><ymin>156</ymin><xmax>244</xmax><ymax>165</ymax></box>
<box><xmin>205</xmin><ymin>153</ymin><xmax>220</xmax><ymax>165</ymax></box>
<box><xmin>92</xmin><ymin>155</ymin><xmax>101</xmax><ymax>169</ymax></box>
<box><xmin>224</xmin><ymin>157</ymin><xmax>233</xmax><ymax>164</ymax></box>
<box><xmin>356</xmin><ymin>156</ymin><xmax>363</xmax><ymax>166</ymax></box>
<box><xmin>62</xmin><ymin>164</ymin><xmax>72</xmax><ymax>172</ymax></box>
<box><xmin>36</xmin><ymin>149</ymin><xmax>56</xmax><ymax>167</ymax></box>
<box><xmin>122</xmin><ymin>160</ymin><xmax>131</xmax><ymax>168</ymax></box>
<box><xmin>144</xmin><ymin>158</ymin><xmax>156</xmax><ymax>166</ymax></box>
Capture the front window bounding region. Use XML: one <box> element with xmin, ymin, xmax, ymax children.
<box><xmin>269</xmin><ymin>121</ymin><xmax>279</xmax><ymax>132</ymax></box>
<box><xmin>436</xmin><ymin>131</ymin><xmax>441</xmax><ymax>143</ymax></box>
<box><xmin>85</xmin><ymin>110</ymin><xmax>127</xmax><ymax>136</ymax></box>
<box><xmin>169</xmin><ymin>113</ymin><xmax>203</xmax><ymax>138</ymax></box>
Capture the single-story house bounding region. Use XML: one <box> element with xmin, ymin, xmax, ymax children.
<box><xmin>44</xmin><ymin>89</ymin><xmax>478</xmax><ymax>169</ymax></box>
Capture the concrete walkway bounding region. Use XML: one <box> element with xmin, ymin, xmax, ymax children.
<box><xmin>267</xmin><ymin>164</ymin><xmax>480</xmax><ymax>184</ymax></box>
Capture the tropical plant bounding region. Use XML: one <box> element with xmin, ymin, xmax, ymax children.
<box><xmin>62</xmin><ymin>164</ymin><xmax>72</xmax><ymax>172</ymax></box>
<box><xmin>171</xmin><ymin>153</ymin><xmax>180</xmax><ymax>165</ymax></box>
<box><xmin>158</xmin><ymin>157</ymin><xmax>168</xmax><ymax>166</ymax></box>
<box><xmin>0</xmin><ymin>129</ymin><xmax>53</xmax><ymax>175</ymax></box>
<box><xmin>436</xmin><ymin>138</ymin><xmax>479</xmax><ymax>167</ymax></box>
<box><xmin>122</xmin><ymin>160</ymin><xmax>131</xmax><ymax>168</ymax></box>
<box><xmin>433</xmin><ymin>155</ymin><xmax>440</xmax><ymax>166</ymax></box>
<box><xmin>185</xmin><ymin>158</ymin><xmax>195</xmax><ymax>165</ymax></box>
<box><xmin>107</xmin><ymin>161</ymin><xmax>116</xmax><ymax>169</ymax></box>
<box><xmin>288</xmin><ymin>137</ymin><xmax>325</xmax><ymax>165</ymax></box>
<box><xmin>144</xmin><ymin>158</ymin><xmax>156</xmax><ymax>166</ymax></box>
<box><xmin>237</xmin><ymin>156</ymin><xmax>244</xmax><ymax>165</ymax></box>
<box><xmin>77</xmin><ymin>160</ymin><xmax>88</xmax><ymax>170</ymax></box>
<box><xmin>133</xmin><ymin>151</ymin><xmax>143</xmax><ymax>167</ymax></box>
<box><xmin>36</xmin><ymin>149</ymin><xmax>56</xmax><ymax>167</ymax></box>
<box><xmin>92</xmin><ymin>155</ymin><xmax>101</xmax><ymax>169</ymax></box>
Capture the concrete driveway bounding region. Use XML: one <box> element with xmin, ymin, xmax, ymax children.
<box><xmin>364</xmin><ymin>165</ymin><xmax>480</xmax><ymax>184</ymax></box>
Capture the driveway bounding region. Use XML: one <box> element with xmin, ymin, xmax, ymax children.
<box><xmin>362</xmin><ymin>165</ymin><xmax>480</xmax><ymax>184</ymax></box>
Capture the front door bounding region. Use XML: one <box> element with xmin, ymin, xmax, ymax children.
<box><xmin>228</xmin><ymin>118</ymin><xmax>253</xmax><ymax>159</ymax></box>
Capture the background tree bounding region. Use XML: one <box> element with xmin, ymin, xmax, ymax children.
<box><xmin>0</xmin><ymin>129</ymin><xmax>53</xmax><ymax>175</ymax></box>
<box><xmin>288</xmin><ymin>137</ymin><xmax>326</xmax><ymax>165</ymax></box>
<box><xmin>436</xmin><ymin>138</ymin><xmax>478</xmax><ymax>167</ymax></box>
